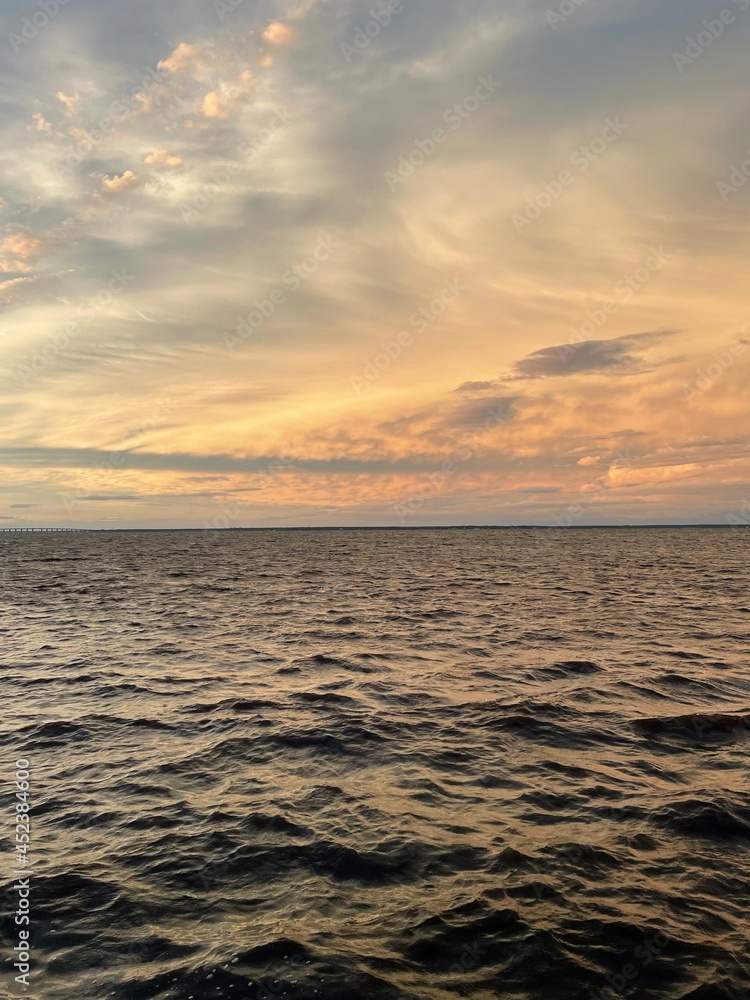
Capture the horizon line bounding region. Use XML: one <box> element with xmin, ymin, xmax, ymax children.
<box><xmin>0</xmin><ymin>523</ymin><xmax>744</xmax><ymax>533</ymax></box>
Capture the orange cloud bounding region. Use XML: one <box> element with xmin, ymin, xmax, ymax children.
<box><xmin>0</xmin><ymin>229</ymin><xmax>43</xmax><ymax>272</ymax></box>
<box><xmin>158</xmin><ymin>42</ymin><xmax>204</xmax><ymax>76</ymax></box>
<box><xmin>238</xmin><ymin>70</ymin><xmax>257</xmax><ymax>91</ymax></box>
<box><xmin>202</xmin><ymin>92</ymin><xmax>229</xmax><ymax>119</ymax></box>
<box><xmin>101</xmin><ymin>171</ymin><xmax>140</xmax><ymax>194</ymax></box>
<box><xmin>263</xmin><ymin>21</ymin><xmax>293</xmax><ymax>46</ymax></box>
<box><xmin>56</xmin><ymin>90</ymin><xmax>79</xmax><ymax>115</ymax></box>
<box><xmin>144</xmin><ymin>150</ymin><xmax>183</xmax><ymax>170</ymax></box>
<box><xmin>31</xmin><ymin>113</ymin><xmax>52</xmax><ymax>133</ymax></box>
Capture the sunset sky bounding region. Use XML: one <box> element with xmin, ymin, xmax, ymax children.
<box><xmin>1</xmin><ymin>0</ymin><xmax>748</xmax><ymax>528</ymax></box>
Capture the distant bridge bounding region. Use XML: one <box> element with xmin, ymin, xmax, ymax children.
<box><xmin>0</xmin><ymin>527</ymin><xmax>87</xmax><ymax>533</ymax></box>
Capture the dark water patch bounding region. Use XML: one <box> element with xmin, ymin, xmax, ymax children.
<box><xmin>400</xmin><ymin>899</ymin><xmax>526</xmax><ymax>969</ymax></box>
<box><xmin>652</xmin><ymin>794</ymin><xmax>750</xmax><ymax>841</ymax></box>
<box><xmin>679</xmin><ymin>985</ymin><xmax>748</xmax><ymax>999</ymax></box>
<box><xmin>268</xmin><ymin>730</ymin><xmax>353</xmax><ymax>755</ymax></box>
<box><xmin>537</xmin><ymin>659</ymin><xmax>603</xmax><ymax>679</ymax></box>
<box><xmin>539</xmin><ymin>841</ymin><xmax>625</xmax><ymax>873</ymax></box>
<box><xmin>201</xmin><ymin>837</ymin><xmax>429</xmax><ymax>886</ymax></box>
<box><xmin>242</xmin><ymin>812</ymin><xmax>311</xmax><ymax>837</ymax></box>
<box><xmin>14</xmin><ymin>714</ymin><xmax>176</xmax><ymax>748</ymax></box>
<box><xmin>490</xmin><ymin>846</ymin><xmax>539</xmax><ymax>873</ymax></box>
<box><xmin>234</xmin><ymin>936</ymin><xmax>313</xmax><ymax>966</ymax></box>
<box><xmin>634</xmin><ymin>711</ymin><xmax>750</xmax><ymax>744</ymax></box>
<box><xmin>183</xmin><ymin>698</ymin><xmax>280</xmax><ymax>714</ymax></box>
<box><xmin>293</xmin><ymin>690</ymin><xmax>358</xmax><ymax>706</ymax></box>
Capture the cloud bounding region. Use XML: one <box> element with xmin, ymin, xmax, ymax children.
<box><xmin>0</xmin><ymin>229</ymin><xmax>44</xmax><ymax>273</ymax></box>
<box><xmin>577</xmin><ymin>456</ymin><xmax>601</xmax><ymax>467</ymax></box>
<box><xmin>513</xmin><ymin>331</ymin><xmax>674</xmax><ymax>380</ymax></box>
<box><xmin>453</xmin><ymin>381</ymin><xmax>496</xmax><ymax>396</ymax></box>
<box><xmin>263</xmin><ymin>21</ymin><xmax>293</xmax><ymax>46</ymax></box>
<box><xmin>2</xmin><ymin>231</ymin><xmax>43</xmax><ymax>258</ymax></box>
<box><xmin>289</xmin><ymin>0</ymin><xmax>319</xmax><ymax>19</ymax></box>
<box><xmin>31</xmin><ymin>113</ymin><xmax>52</xmax><ymax>134</ymax></box>
<box><xmin>0</xmin><ymin>275</ymin><xmax>43</xmax><ymax>300</ymax></box>
<box><xmin>101</xmin><ymin>170</ymin><xmax>140</xmax><ymax>194</ymax></box>
<box><xmin>56</xmin><ymin>91</ymin><xmax>80</xmax><ymax>116</ymax></box>
<box><xmin>443</xmin><ymin>395</ymin><xmax>517</xmax><ymax>429</ymax></box>
<box><xmin>85</xmin><ymin>494</ymin><xmax>143</xmax><ymax>502</ymax></box>
<box><xmin>201</xmin><ymin>92</ymin><xmax>229</xmax><ymax>119</ymax></box>
<box><xmin>0</xmin><ymin>446</ymin><xmax>462</xmax><ymax>476</ymax></box>
<box><xmin>144</xmin><ymin>149</ymin><xmax>183</xmax><ymax>170</ymax></box>
<box><xmin>456</xmin><ymin>332</ymin><xmax>677</xmax><ymax>396</ymax></box>
<box><xmin>157</xmin><ymin>42</ymin><xmax>204</xmax><ymax>76</ymax></box>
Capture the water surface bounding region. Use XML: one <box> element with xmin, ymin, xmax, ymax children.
<box><xmin>1</xmin><ymin>528</ymin><xmax>749</xmax><ymax>999</ymax></box>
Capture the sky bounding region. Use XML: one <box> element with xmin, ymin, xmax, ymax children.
<box><xmin>0</xmin><ymin>0</ymin><xmax>749</xmax><ymax>528</ymax></box>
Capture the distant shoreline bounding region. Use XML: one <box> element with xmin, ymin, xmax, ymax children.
<box><xmin>0</xmin><ymin>524</ymin><xmax>745</xmax><ymax>533</ymax></box>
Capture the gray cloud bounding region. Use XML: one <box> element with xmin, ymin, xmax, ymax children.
<box><xmin>456</xmin><ymin>331</ymin><xmax>677</xmax><ymax>393</ymax></box>
<box><xmin>514</xmin><ymin>330</ymin><xmax>675</xmax><ymax>379</ymax></box>
<box><xmin>442</xmin><ymin>395</ymin><xmax>518</xmax><ymax>428</ymax></box>
<box><xmin>0</xmin><ymin>446</ymin><xmax>475</xmax><ymax>476</ymax></box>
